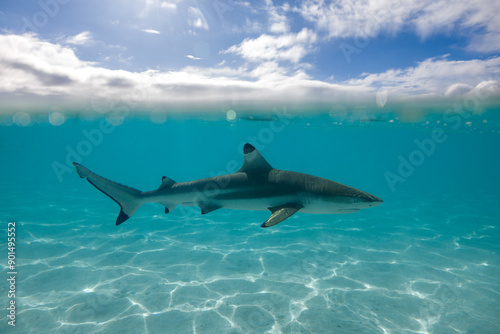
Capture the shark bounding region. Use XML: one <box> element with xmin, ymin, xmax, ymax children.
<box><xmin>73</xmin><ymin>143</ymin><xmax>383</xmax><ymax>228</ymax></box>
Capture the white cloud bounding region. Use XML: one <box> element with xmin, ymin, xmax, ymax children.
<box><xmin>466</xmin><ymin>80</ymin><xmax>500</xmax><ymax>100</ymax></box>
<box><xmin>445</xmin><ymin>83</ymin><xmax>474</xmax><ymax>98</ymax></box>
<box><xmin>347</xmin><ymin>55</ymin><xmax>500</xmax><ymax>97</ymax></box>
<box><xmin>188</xmin><ymin>7</ymin><xmax>209</xmax><ymax>30</ymax></box>
<box><xmin>468</xmin><ymin>32</ymin><xmax>500</xmax><ymax>53</ymax></box>
<box><xmin>225</xmin><ymin>28</ymin><xmax>317</xmax><ymax>64</ymax></box>
<box><xmin>0</xmin><ymin>34</ymin><xmax>499</xmax><ymax>114</ymax></box>
<box><xmin>269</xmin><ymin>20</ymin><xmax>288</xmax><ymax>34</ymax></box>
<box><xmin>412</xmin><ymin>0</ymin><xmax>500</xmax><ymax>41</ymax></box>
<box><xmin>296</xmin><ymin>0</ymin><xmax>408</xmax><ymax>38</ymax></box>
<box><xmin>159</xmin><ymin>1</ymin><xmax>177</xmax><ymax>10</ymax></box>
<box><xmin>186</xmin><ymin>55</ymin><xmax>202</xmax><ymax>60</ymax></box>
<box><xmin>265</xmin><ymin>0</ymin><xmax>290</xmax><ymax>34</ymax></box>
<box><xmin>0</xmin><ymin>33</ymin><xmax>366</xmax><ymax>110</ymax></box>
<box><xmin>65</xmin><ymin>31</ymin><xmax>93</xmax><ymax>46</ymax></box>
<box><xmin>243</xmin><ymin>18</ymin><xmax>264</xmax><ymax>33</ymax></box>
<box><xmin>296</xmin><ymin>0</ymin><xmax>500</xmax><ymax>52</ymax></box>
<box><xmin>142</xmin><ymin>29</ymin><xmax>161</xmax><ymax>34</ymax></box>
<box><xmin>141</xmin><ymin>0</ymin><xmax>179</xmax><ymax>16</ymax></box>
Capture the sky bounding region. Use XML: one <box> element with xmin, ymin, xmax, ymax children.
<box><xmin>0</xmin><ymin>0</ymin><xmax>500</xmax><ymax>113</ymax></box>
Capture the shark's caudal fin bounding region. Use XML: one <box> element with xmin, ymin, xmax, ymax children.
<box><xmin>73</xmin><ymin>162</ymin><xmax>144</xmax><ymax>226</ymax></box>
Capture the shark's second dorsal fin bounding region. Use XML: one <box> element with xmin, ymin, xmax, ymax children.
<box><xmin>238</xmin><ymin>143</ymin><xmax>272</xmax><ymax>173</ymax></box>
<box><xmin>158</xmin><ymin>176</ymin><xmax>176</xmax><ymax>190</ymax></box>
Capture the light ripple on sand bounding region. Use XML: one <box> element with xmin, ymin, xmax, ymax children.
<box><xmin>1</xmin><ymin>197</ymin><xmax>500</xmax><ymax>334</ymax></box>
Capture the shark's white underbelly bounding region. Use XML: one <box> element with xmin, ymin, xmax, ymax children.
<box><xmin>210</xmin><ymin>195</ymin><xmax>297</xmax><ymax>211</ymax></box>
<box><xmin>165</xmin><ymin>190</ymin><xmax>355</xmax><ymax>214</ymax></box>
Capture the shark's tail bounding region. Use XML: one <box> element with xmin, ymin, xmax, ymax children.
<box><xmin>73</xmin><ymin>162</ymin><xmax>144</xmax><ymax>226</ymax></box>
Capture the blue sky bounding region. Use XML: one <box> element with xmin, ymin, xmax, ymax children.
<box><xmin>0</xmin><ymin>0</ymin><xmax>499</xmax><ymax>112</ymax></box>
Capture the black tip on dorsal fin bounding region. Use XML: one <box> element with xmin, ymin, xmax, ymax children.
<box><xmin>158</xmin><ymin>176</ymin><xmax>176</xmax><ymax>190</ymax></box>
<box><xmin>238</xmin><ymin>143</ymin><xmax>272</xmax><ymax>174</ymax></box>
<box><xmin>244</xmin><ymin>143</ymin><xmax>256</xmax><ymax>154</ymax></box>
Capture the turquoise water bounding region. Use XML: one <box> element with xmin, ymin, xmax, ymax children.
<box><xmin>1</xmin><ymin>109</ymin><xmax>500</xmax><ymax>333</ymax></box>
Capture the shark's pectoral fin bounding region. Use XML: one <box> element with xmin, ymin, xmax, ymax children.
<box><xmin>200</xmin><ymin>204</ymin><xmax>222</xmax><ymax>214</ymax></box>
<box><xmin>262</xmin><ymin>203</ymin><xmax>302</xmax><ymax>228</ymax></box>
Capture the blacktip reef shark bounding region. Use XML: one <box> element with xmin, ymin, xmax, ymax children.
<box><xmin>73</xmin><ymin>143</ymin><xmax>383</xmax><ymax>228</ymax></box>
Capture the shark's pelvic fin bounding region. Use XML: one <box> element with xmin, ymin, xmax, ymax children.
<box><xmin>157</xmin><ymin>176</ymin><xmax>177</xmax><ymax>214</ymax></box>
<box><xmin>73</xmin><ymin>162</ymin><xmax>144</xmax><ymax>226</ymax></box>
<box><xmin>238</xmin><ymin>143</ymin><xmax>273</xmax><ymax>174</ymax></box>
<box><xmin>200</xmin><ymin>204</ymin><xmax>222</xmax><ymax>215</ymax></box>
<box><xmin>262</xmin><ymin>203</ymin><xmax>302</xmax><ymax>228</ymax></box>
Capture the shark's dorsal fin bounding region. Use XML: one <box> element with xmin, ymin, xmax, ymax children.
<box><xmin>238</xmin><ymin>143</ymin><xmax>272</xmax><ymax>173</ymax></box>
<box><xmin>158</xmin><ymin>176</ymin><xmax>176</xmax><ymax>190</ymax></box>
<box><xmin>262</xmin><ymin>203</ymin><xmax>302</xmax><ymax>228</ymax></box>
<box><xmin>157</xmin><ymin>177</ymin><xmax>177</xmax><ymax>214</ymax></box>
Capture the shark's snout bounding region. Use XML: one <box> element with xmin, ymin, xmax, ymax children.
<box><xmin>367</xmin><ymin>195</ymin><xmax>383</xmax><ymax>207</ymax></box>
<box><xmin>349</xmin><ymin>192</ymin><xmax>383</xmax><ymax>209</ymax></box>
